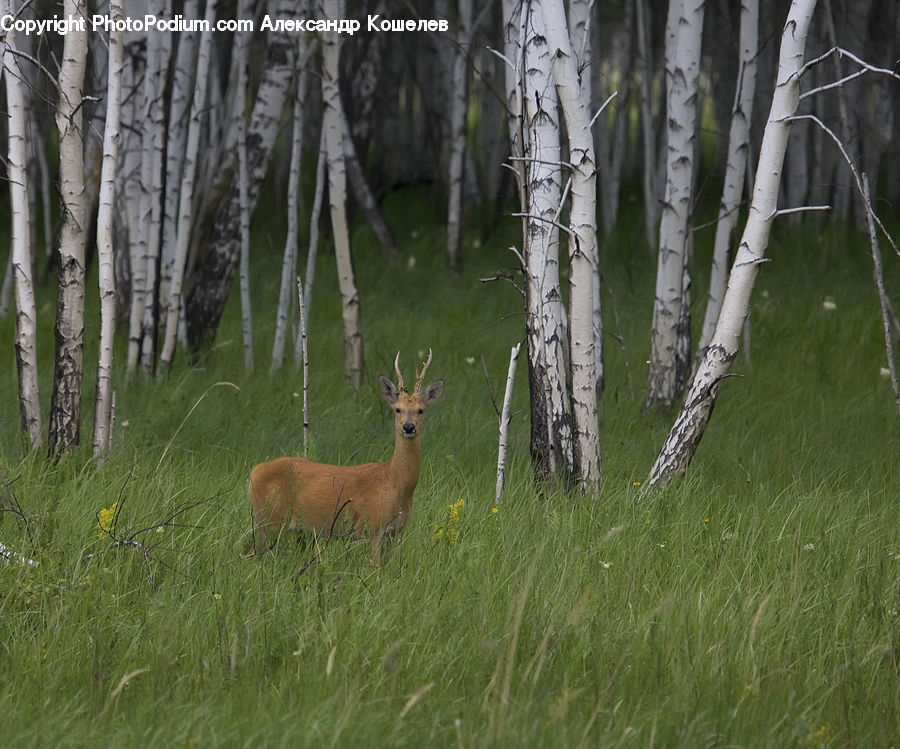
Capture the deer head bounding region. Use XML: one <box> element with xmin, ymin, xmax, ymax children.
<box><xmin>378</xmin><ymin>349</ymin><xmax>444</xmax><ymax>439</ymax></box>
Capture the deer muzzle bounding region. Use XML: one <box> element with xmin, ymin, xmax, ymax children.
<box><xmin>402</xmin><ymin>422</ymin><xmax>417</xmax><ymax>438</ymax></box>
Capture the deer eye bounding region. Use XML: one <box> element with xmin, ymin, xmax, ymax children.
<box><xmin>417</xmin><ymin>409</ymin><xmax>424</xmax><ymax>414</ymax></box>
<box><xmin>395</xmin><ymin>407</ymin><xmax>401</xmax><ymax>413</ymax></box>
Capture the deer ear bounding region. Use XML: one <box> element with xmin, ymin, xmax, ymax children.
<box><xmin>423</xmin><ymin>380</ymin><xmax>444</xmax><ymax>406</ymax></box>
<box><xmin>379</xmin><ymin>374</ymin><xmax>399</xmax><ymax>405</ymax></box>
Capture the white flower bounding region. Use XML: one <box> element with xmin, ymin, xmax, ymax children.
<box><xmin>822</xmin><ymin>298</ymin><xmax>837</xmax><ymax>311</ymax></box>
<box><xmin>880</xmin><ymin>368</ymin><xmax>891</xmax><ymax>381</ymax></box>
<box><xmin>465</xmin><ymin>357</ymin><xmax>475</xmax><ymax>366</ymax></box>
<box><xmin>803</xmin><ymin>543</ymin><xmax>815</xmax><ymax>551</ymax></box>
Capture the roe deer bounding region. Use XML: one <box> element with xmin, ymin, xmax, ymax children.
<box><xmin>246</xmin><ymin>350</ymin><xmax>443</xmax><ymax>560</ymax></box>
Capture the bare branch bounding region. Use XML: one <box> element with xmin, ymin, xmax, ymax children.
<box><xmin>786</xmin><ymin>113</ymin><xmax>900</xmax><ymax>257</ymax></box>
<box><xmin>768</xmin><ymin>204</ymin><xmax>831</xmax><ymax>219</ymax></box>
<box><xmin>589</xmin><ymin>91</ymin><xmax>618</xmax><ymax>129</ymax></box>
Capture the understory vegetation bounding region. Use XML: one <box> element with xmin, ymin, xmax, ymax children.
<box><xmin>1</xmin><ymin>195</ymin><xmax>898</xmax><ymax>746</ymax></box>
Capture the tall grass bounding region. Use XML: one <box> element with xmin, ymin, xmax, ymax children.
<box><xmin>1</xmin><ymin>197</ymin><xmax>898</xmax><ymax>747</ymax></box>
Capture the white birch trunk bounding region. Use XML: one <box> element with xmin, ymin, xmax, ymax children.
<box><xmin>159</xmin><ymin>0</ymin><xmax>201</xmax><ymax>309</ymax></box>
<box><xmin>543</xmin><ymin>0</ymin><xmax>601</xmax><ymax>488</ymax></box>
<box><xmin>296</xmin><ymin>277</ymin><xmax>310</xmax><ymax>454</ymax></box>
<box><xmin>238</xmin><ymin>90</ymin><xmax>254</xmax><ymax>374</ymax></box>
<box><xmin>496</xmin><ymin>342</ymin><xmax>522</xmax><ymax>501</ymax></box>
<box><xmin>635</xmin><ymin>0</ymin><xmax>662</xmax><ymax>250</ymax></box>
<box><xmin>2</xmin><ymin>5</ymin><xmax>41</xmax><ymax>446</ymax></box>
<box><xmin>446</xmin><ymin>0</ymin><xmax>473</xmax><ymax>272</ymax></box>
<box><xmin>48</xmin><ymin>0</ymin><xmax>88</xmax><ymax>454</ymax></box>
<box><xmin>139</xmin><ymin>1</ymin><xmax>172</xmax><ymax>374</ymax></box>
<box><xmin>322</xmin><ymin>0</ymin><xmax>364</xmax><ymax>388</ymax></box>
<box><xmin>272</xmin><ymin>57</ymin><xmax>309</xmax><ymax>372</ymax></box>
<box><xmin>159</xmin><ymin>0</ymin><xmax>217</xmax><ymax>370</ymax></box>
<box><xmin>646</xmin><ymin>0</ymin><xmax>819</xmax><ymax>488</ymax></box>
<box><xmin>94</xmin><ymin>1</ymin><xmax>124</xmax><ymax>458</ymax></box>
<box><xmin>301</xmin><ymin>126</ymin><xmax>328</xmax><ymax>323</ymax></box>
<box><xmin>696</xmin><ymin>0</ymin><xmax>759</xmax><ymax>362</ymax></box>
<box><xmin>522</xmin><ymin>0</ymin><xmax>573</xmax><ymax>479</ymax></box>
<box><xmin>125</xmin><ymin>0</ymin><xmax>155</xmax><ymax>371</ymax></box>
<box><xmin>644</xmin><ymin>0</ymin><xmax>706</xmax><ymax>410</ymax></box>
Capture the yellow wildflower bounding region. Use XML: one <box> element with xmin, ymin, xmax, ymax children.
<box><xmin>97</xmin><ymin>502</ymin><xmax>118</xmax><ymax>538</ymax></box>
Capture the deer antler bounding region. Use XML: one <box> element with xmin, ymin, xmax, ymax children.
<box><xmin>394</xmin><ymin>352</ymin><xmax>406</xmax><ymax>392</ymax></box>
<box><xmin>414</xmin><ymin>348</ymin><xmax>433</xmax><ymax>395</ymax></box>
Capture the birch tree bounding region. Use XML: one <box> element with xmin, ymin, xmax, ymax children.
<box><xmin>94</xmin><ymin>1</ymin><xmax>124</xmax><ymax>458</ymax></box>
<box><xmin>272</xmin><ymin>54</ymin><xmax>310</xmax><ymax>372</ymax></box>
<box><xmin>48</xmin><ymin>0</ymin><xmax>88</xmax><ymax>455</ymax></box>
<box><xmin>446</xmin><ymin>0</ymin><xmax>474</xmax><ymax>272</ymax></box>
<box><xmin>646</xmin><ymin>0</ymin><xmax>819</xmax><ymax>488</ymax></box>
<box><xmin>185</xmin><ymin>0</ymin><xmax>297</xmax><ymax>351</ymax></box>
<box><xmin>696</xmin><ymin>0</ymin><xmax>759</xmax><ymax>362</ymax></box>
<box><xmin>322</xmin><ymin>0</ymin><xmax>364</xmax><ymax>388</ymax></box>
<box><xmin>159</xmin><ymin>0</ymin><xmax>217</xmax><ymax>370</ymax></box>
<box><xmin>159</xmin><ymin>0</ymin><xmax>201</xmax><ymax>310</ymax></box>
<box><xmin>644</xmin><ymin>0</ymin><xmax>706</xmax><ymax>411</ymax></box>
<box><xmin>543</xmin><ymin>0</ymin><xmax>601</xmax><ymax>488</ymax></box>
<box><xmin>519</xmin><ymin>0</ymin><xmax>573</xmax><ymax>479</ymax></box>
<box><xmin>2</xmin><ymin>1</ymin><xmax>41</xmax><ymax>447</ymax></box>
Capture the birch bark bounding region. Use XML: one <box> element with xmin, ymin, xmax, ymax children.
<box><xmin>696</xmin><ymin>0</ymin><xmax>758</xmax><ymax>362</ymax></box>
<box><xmin>2</xmin><ymin>2</ymin><xmax>41</xmax><ymax>446</ymax></box>
<box><xmin>446</xmin><ymin>0</ymin><xmax>473</xmax><ymax>272</ymax></box>
<box><xmin>49</xmin><ymin>0</ymin><xmax>88</xmax><ymax>454</ymax></box>
<box><xmin>644</xmin><ymin>0</ymin><xmax>706</xmax><ymax>411</ymax></box>
<box><xmin>647</xmin><ymin>0</ymin><xmax>819</xmax><ymax>488</ymax></box>
<box><xmin>159</xmin><ymin>0</ymin><xmax>217</xmax><ymax>370</ymax></box>
<box><xmin>185</xmin><ymin>0</ymin><xmax>296</xmax><ymax>350</ymax></box>
<box><xmin>93</xmin><ymin>1</ymin><xmax>124</xmax><ymax>457</ymax></box>
<box><xmin>272</xmin><ymin>57</ymin><xmax>309</xmax><ymax>372</ymax></box>
<box><xmin>322</xmin><ymin>0</ymin><xmax>364</xmax><ymax>388</ymax></box>
<box><xmin>522</xmin><ymin>0</ymin><xmax>573</xmax><ymax>479</ymax></box>
<box><xmin>543</xmin><ymin>0</ymin><xmax>601</xmax><ymax>488</ymax></box>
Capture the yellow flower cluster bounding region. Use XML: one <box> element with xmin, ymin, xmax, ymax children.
<box><xmin>97</xmin><ymin>502</ymin><xmax>118</xmax><ymax>538</ymax></box>
<box><xmin>433</xmin><ymin>499</ymin><xmax>465</xmax><ymax>545</ymax></box>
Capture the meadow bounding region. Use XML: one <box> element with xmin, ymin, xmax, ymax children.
<box><xmin>1</xmin><ymin>194</ymin><xmax>898</xmax><ymax>747</ymax></box>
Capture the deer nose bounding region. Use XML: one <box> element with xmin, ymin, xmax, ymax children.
<box><xmin>402</xmin><ymin>422</ymin><xmax>417</xmax><ymax>437</ymax></box>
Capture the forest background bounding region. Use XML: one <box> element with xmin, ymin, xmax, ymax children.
<box><xmin>1</xmin><ymin>0</ymin><xmax>899</xmax><ymax>746</ymax></box>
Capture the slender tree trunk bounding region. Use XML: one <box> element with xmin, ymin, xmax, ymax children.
<box><xmin>2</xmin><ymin>5</ymin><xmax>41</xmax><ymax>447</ymax></box>
<box><xmin>302</xmin><ymin>126</ymin><xmax>328</xmax><ymax>318</ymax></box>
<box><xmin>138</xmin><ymin>1</ymin><xmax>172</xmax><ymax>375</ymax></box>
<box><xmin>446</xmin><ymin>0</ymin><xmax>474</xmax><ymax>272</ymax></box>
<box><xmin>635</xmin><ymin>0</ymin><xmax>662</xmax><ymax>250</ymax></box>
<box><xmin>646</xmin><ymin>0</ymin><xmax>819</xmax><ymax>488</ymax></box>
<box><xmin>341</xmin><ymin>108</ymin><xmax>398</xmax><ymax>258</ymax></box>
<box><xmin>273</xmin><ymin>58</ymin><xmax>309</xmax><ymax>373</ymax></box>
<box><xmin>322</xmin><ymin>0</ymin><xmax>364</xmax><ymax>388</ymax></box>
<box><xmin>159</xmin><ymin>1</ymin><xmax>218</xmax><ymax>370</ymax></box>
<box><xmin>644</xmin><ymin>0</ymin><xmax>706</xmax><ymax>411</ymax></box>
<box><xmin>496</xmin><ymin>342</ymin><xmax>522</xmax><ymax>501</ymax></box>
<box><xmin>94</xmin><ymin>1</ymin><xmax>124</xmax><ymax>458</ymax></box>
<box><xmin>160</xmin><ymin>0</ymin><xmax>201</xmax><ymax>310</ymax></box>
<box><xmin>696</xmin><ymin>0</ymin><xmax>759</xmax><ymax>363</ymax></box>
<box><xmin>544</xmin><ymin>0</ymin><xmax>602</xmax><ymax>488</ymax></box>
<box><xmin>48</xmin><ymin>0</ymin><xmax>88</xmax><ymax>455</ymax></box>
<box><xmin>185</xmin><ymin>0</ymin><xmax>297</xmax><ymax>351</ymax></box>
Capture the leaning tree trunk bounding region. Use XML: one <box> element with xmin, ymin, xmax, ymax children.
<box><xmin>93</xmin><ymin>0</ymin><xmax>124</xmax><ymax>458</ymax></box>
<box><xmin>644</xmin><ymin>0</ymin><xmax>706</xmax><ymax>411</ymax></box>
<box><xmin>2</xmin><ymin>4</ymin><xmax>42</xmax><ymax>447</ymax></box>
<box><xmin>696</xmin><ymin>0</ymin><xmax>759</xmax><ymax>363</ymax></box>
<box><xmin>322</xmin><ymin>0</ymin><xmax>364</xmax><ymax>389</ymax></box>
<box><xmin>185</xmin><ymin>0</ymin><xmax>297</xmax><ymax>352</ymax></box>
<box><xmin>543</xmin><ymin>0</ymin><xmax>601</xmax><ymax>489</ymax></box>
<box><xmin>48</xmin><ymin>0</ymin><xmax>88</xmax><ymax>455</ymax></box>
<box><xmin>646</xmin><ymin>0</ymin><xmax>819</xmax><ymax>489</ymax></box>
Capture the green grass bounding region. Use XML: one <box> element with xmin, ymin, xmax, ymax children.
<box><xmin>1</xmin><ymin>198</ymin><xmax>898</xmax><ymax>747</ymax></box>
